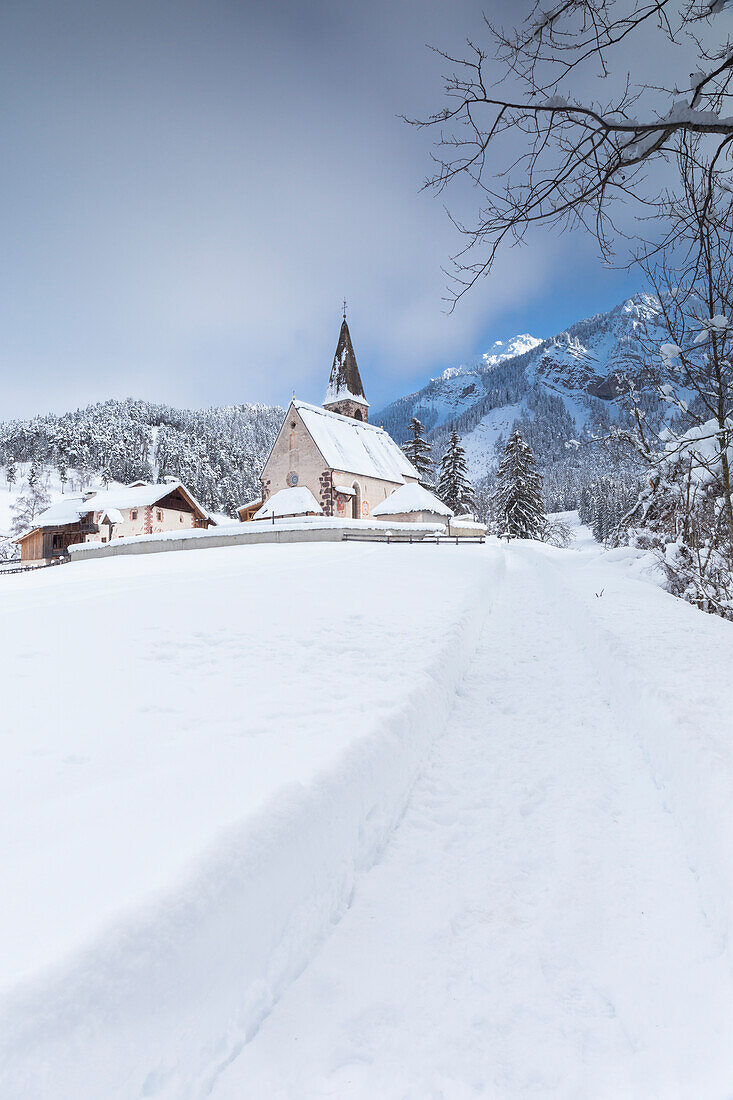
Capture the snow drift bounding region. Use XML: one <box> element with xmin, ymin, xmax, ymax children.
<box><xmin>0</xmin><ymin>544</ymin><xmax>499</xmax><ymax>1099</ymax></box>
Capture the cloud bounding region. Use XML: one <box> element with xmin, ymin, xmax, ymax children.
<box><xmin>0</xmin><ymin>0</ymin><xmax>635</xmax><ymax>418</ymax></box>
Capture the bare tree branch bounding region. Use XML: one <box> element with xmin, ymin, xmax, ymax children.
<box><xmin>409</xmin><ymin>0</ymin><xmax>733</xmax><ymax>305</ymax></box>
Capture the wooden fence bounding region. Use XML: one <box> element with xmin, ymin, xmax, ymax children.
<box><xmin>343</xmin><ymin>532</ymin><xmax>485</xmax><ymax>545</ymax></box>
<box><xmin>0</xmin><ymin>556</ymin><xmax>69</xmax><ymax>577</ymax></box>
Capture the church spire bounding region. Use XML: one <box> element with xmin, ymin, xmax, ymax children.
<box><xmin>323</xmin><ymin>312</ymin><xmax>369</xmax><ymax>421</ymax></box>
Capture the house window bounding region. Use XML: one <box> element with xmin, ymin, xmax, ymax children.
<box><xmin>156</xmin><ymin>510</ymin><xmax>163</xmax><ymax>522</ymax></box>
<box><xmin>131</xmin><ymin>510</ymin><xmax>138</xmax><ymax>520</ymax></box>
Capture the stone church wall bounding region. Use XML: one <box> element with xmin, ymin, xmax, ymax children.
<box><xmin>261</xmin><ymin>406</ymin><xmax>336</xmax><ymax>515</ymax></box>
<box><xmin>261</xmin><ymin>404</ymin><xmax>419</xmax><ymax>519</ymax></box>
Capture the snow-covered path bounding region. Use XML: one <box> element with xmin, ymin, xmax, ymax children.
<box><xmin>212</xmin><ymin>545</ymin><xmax>733</xmax><ymax>1099</ymax></box>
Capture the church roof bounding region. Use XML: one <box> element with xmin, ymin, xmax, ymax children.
<box><xmin>323</xmin><ymin>319</ymin><xmax>369</xmax><ymax>407</ymax></box>
<box><xmin>372</xmin><ymin>482</ymin><xmax>453</xmax><ymax>517</ymax></box>
<box><xmin>293</xmin><ymin>400</ymin><xmax>419</xmax><ymax>484</ymax></box>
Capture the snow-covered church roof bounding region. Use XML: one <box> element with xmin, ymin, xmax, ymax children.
<box><xmin>372</xmin><ymin>482</ymin><xmax>453</xmax><ymax>517</ymax></box>
<box><xmin>253</xmin><ymin>487</ymin><xmax>323</xmax><ymax>520</ymax></box>
<box><xmin>293</xmin><ymin>400</ymin><xmax>419</xmax><ymax>484</ymax></box>
<box><xmin>323</xmin><ymin>318</ymin><xmax>369</xmax><ymax>408</ymax></box>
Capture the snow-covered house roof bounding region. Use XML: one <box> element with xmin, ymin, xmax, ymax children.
<box><xmin>372</xmin><ymin>482</ymin><xmax>453</xmax><ymax>518</ymax></box>
<box><xmin>24</xmin><ymin>481</ymin><xmax>211</xmax><ymax>531</ymax></box>
<box><xmin>253</xmin><ymin>487</ymin><xmax>323</xmax><ymax>520</ymax></box>
<box><xmin>323</xmin><ymin>318</ymin><xmax>369</xmax><ymax>408</ymax></box>
<box><xmin>293</xmin><ymin>401</ymin><xmax>419</xmax><ymax>484</ymax></box>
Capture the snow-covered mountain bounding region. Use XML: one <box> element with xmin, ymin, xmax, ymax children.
<box><xmin>530</xmin><ymin>292</ymin><xmax>661</xmax><ymax>400</ymax></box>
<box><xmin>375</xmin><ymin>293</ymin><xmax>664</xmax><ymax>480</ymax></box>
<box><xmin>438</xmin><ymin>333</ymin><xmax>542</xmax><ymax>381</ymax></box>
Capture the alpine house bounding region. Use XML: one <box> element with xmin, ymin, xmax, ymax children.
<box><xmin>15</xmin><ymin>480</ymin><xmax>213</xmax><ymax>563</ymax></box>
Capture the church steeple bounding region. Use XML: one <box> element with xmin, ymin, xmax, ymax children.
<box><xmin>323</xmin><ymin>311</ymin><xmax>369</xmax><ymax>422</ymax></box>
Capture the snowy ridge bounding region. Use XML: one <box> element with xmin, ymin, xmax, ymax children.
<box><xmin>0</xmin><ymin>547</ymin><xmax>500</xmax><ymax>1100</ymax></box>
<box><xmin>481</xmin><ymin>333</ymin><xmax>542</xmax><ymax>368</ymax></box>
<box><xmin>437</xmin><ymin>334</ymin><xmax>541</xmax><ymax>381</ymax></box>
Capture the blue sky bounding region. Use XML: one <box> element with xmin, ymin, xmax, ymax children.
<box><xmin>0</xmin><ymin>0</ymin><xmax>646</xmax><ymax>419</ymax></box>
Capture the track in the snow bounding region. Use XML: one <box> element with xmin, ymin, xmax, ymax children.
<box><xmin>211</xmin><ymin>546</ymin><xmax>733</xmax><ymax>1099</ymax></box>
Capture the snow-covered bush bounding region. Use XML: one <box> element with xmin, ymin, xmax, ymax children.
<box><xmin>0</xmin><ymin>536</ymin><xmax>20</xmax><ymax>563</ymax></box>
<box><xmin>626</xmin><ymin>419</ymin><xmax>733</xmax><ymax>618</ymax></box>
<box><xmin>10</xmin><ymin>477</ymin><xmax>51</xmax><ymax>536</ymax></box>
<box><xmin>543</xmin><ymin>517</ymin><xmax>574</xmax><ymax>549</ymax></box>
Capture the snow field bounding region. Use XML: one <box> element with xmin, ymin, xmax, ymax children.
<box><xmin>211</xmin><ymin>542</ymin><xmax>733</xmax><ymax>1099</ymax></box>
<box><xmin>0</xmin><ymin>543</ymin><xmax>500</xmax><ymax>1099</ymax></box>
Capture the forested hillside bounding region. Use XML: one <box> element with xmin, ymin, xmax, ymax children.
<box><xmin>0</xmin><ymin>399</ymin><xmax>283</xmax><ymax>517</ymax></box>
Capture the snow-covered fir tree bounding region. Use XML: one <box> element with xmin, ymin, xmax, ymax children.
<box><xmin>438</xmin><ymin>431</ymin><xmax>474</xmax><ymax>514</ymax></box>
<box><xmin>495</xmin><ymin>430</ymin><xmax>546</xmax><ymax>540</ymax></box>
<box><xmin>402</xmin><ymin>417</ymin><xmax>433</xmax><ymax>486</ymax></box>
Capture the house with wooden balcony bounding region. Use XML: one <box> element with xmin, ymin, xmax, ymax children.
<box><xmin>15</xmin><ymin>480</ymin><xmax>214</xmax><ymax>564</ymax></box>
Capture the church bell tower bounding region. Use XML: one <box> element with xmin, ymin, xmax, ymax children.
<box><xmin>323</xmin><ymin>305</ymin><xmax>369</xmax><ymax>421</ymax></box>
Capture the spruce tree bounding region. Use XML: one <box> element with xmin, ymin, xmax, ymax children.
<box><xmin>56</xmin><ymin>453</ymin><xmax>68</xmax><ymax>494</ymax></box>
<box><xmin>495</xmin><ymin>429</ymin><xmax>546</xmax><ymax>540</ymax></box>
<box><xmin>402</xmin><ymin>417</ymin><xmax>434</xmax><ymax>486</ymax></box>
<box><xmin>438</xmin><ymin>431</ymin><xmax>474</xmax><ymax>514</ymax></box>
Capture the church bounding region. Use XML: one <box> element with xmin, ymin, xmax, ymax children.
<box><xmin>254</xmin><ymin>315</ymin><xmax>427</xmax><ymax>521</ymax></box>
